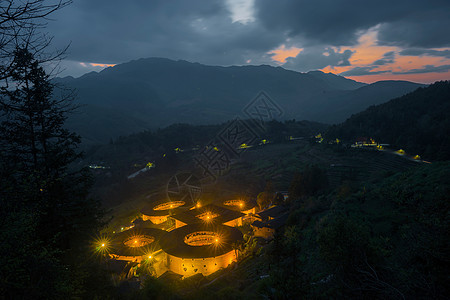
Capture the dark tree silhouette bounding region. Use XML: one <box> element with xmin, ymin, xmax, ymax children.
<box><xmin>0</xmin><ymin>4</ymin><xmax>107</xmax><ymax>295</ymax></box>
<box><xmin>0</xmin><ymin>45</ymin><xmax>105</xmax><ymax>298</ymax></box>
<box><xmin>1</xmin><ymin>1</ymin><xmax>71</xmax><ymax>81</ymax></box>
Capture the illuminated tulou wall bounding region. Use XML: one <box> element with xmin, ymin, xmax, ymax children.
<box><xmin>110</xmin><ymin>253</ymin><xmax>145</xmax><ymax>262</ymax></box>
<box><xmin>166</xmin><ymin>250</ymin><xmax>237</xmax><ymax>277</ymax></box>
<box><xmin>223</xmin><ymin>199</ymin><xmax>257</xmax><ymax>216</ymax></box>
<box><xmin>224</xmin><ymin>218</ymin><xmax>242</xmax><ymax>227</ymax></box>
<box><xmin>123</xmin><ymin>235</ymin><xmax>154</xmax><ymax>247</ymax></box>
<box><xmin>153</xmin><ymin>201</ymin><xmax>185</xmax><ymax>211</ymax></box>
<box><xmin>142</xmin><ymin>214</ymin><xmax>168</xmax><ymax>224</ymax></box>
<box><xmin>175</xmin><ymin>219</ymin><xmax>187</xmax><ymax>228</ymax></box>
<box><xmin>242</xmin><ymin>207</ymin><xmax>256</xmax><ymax>215</ymax></box>
<box><xmin>142</xmin><ymin>200</ymin><xmax>186</xmax><ymax>224</ymax></box>
<box><xmin>184</xmin><ymin>231</ymin><xmax>220</xmax><ymax>246</ymax></box>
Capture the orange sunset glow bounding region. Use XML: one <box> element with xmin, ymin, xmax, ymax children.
<box><xmin>271</xmin><ymin>28</ymin><xmax>450</xmax><ymax>84</ymax></box>
<box><xmin>269</xmin><ymin>45</ymin><xmax>303</xmax><ymax>63</ymax></box>
<box><xmin>90</xmin><ymin>63</ymin><xmax>116</xmax><ymax>68</ymax></box>
<box><xmin>346</xmin><ymin>71</ymin><xmax>450</xmax><ymax>84</ymax></box>
<box><xmin>79</xmin><ymin>62</ymin><xmax>116</xmax><ymax>68</ymax></box>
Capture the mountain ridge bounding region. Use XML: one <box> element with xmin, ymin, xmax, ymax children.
<box><xmin>326</xmin><ymin>81</ymin><xmax>450</xmax><ymax>160</ymax></box>
<box><xmin>58</xmin><ymin>57</ymin><xmax>424</xmax><ymax>144</ymax></box>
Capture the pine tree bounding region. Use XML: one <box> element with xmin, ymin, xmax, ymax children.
<box><xmin>0</xmin><ymin>47</ymin><xmax>105</xmax><ymax>297</ymax></box>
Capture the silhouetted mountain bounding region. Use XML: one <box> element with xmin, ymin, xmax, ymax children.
<box><xmin>326</xmin><ymin>81</ymin><xmax>450</xmax><ymax>160</ymax></box>
<box><xmin>306</xmin><ymin>70</ymin><xmax>366</xmax><ymax>90</ymax></box>
<box><xmin>57</xmin><ymin>58</ymin><xmax>423</xmax><ymax>144</ymax></box>
<box><xmin>316</xmin><ymin>80</ymin><xmax>426</xmax><ymax>123</ymax></box>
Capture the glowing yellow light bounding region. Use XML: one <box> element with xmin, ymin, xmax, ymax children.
<box><xmin>148</xmin><ymin>255</ymin><xmax>152</xmax><ymax>259</ymax></box>
<box><xmin>196</xmin><ymin>203</ymin><xmax>201</xmax><ymax>208</ymax></box>
<box><xmin>239</xmin><ymin>203</ymin><xmax>243</xmax><ymax>207</ymax></box>
<box><xmin>134</xmin><ymin>240</ymin><xmax>138</xmax><ymax>243</ymax></box>
<box><xmin>94</xmin><ymin>236</ymin><xmax>111</xmax><ymax>253</ymax></box>
<box><xmin>215</xmin><ymin>239</ymin><xmax>218</xmax><ymax>242</ymax></box>
<box><xmin>207</xmin><ymin>216</ymin><xmax>210</xmax><ymax>219</ymax></box>
<box><xmin>121</xmin><ymin>227</ymin><xmax>124</xmax><ymax>231</ymax></box>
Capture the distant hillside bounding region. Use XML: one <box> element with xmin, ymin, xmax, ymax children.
<box><xmin>326</xmin><ymin>81</ymin><xmax>450</xmax><ymax>161</ymax></box>
<box><xmin>306</xmin><ymin>70</ymin><xmax>366</xmax><ymax>90</ymax></box>
<box><xmin>316</xmin><ymin>80</ymin><xmax>426</xmax><ymax>124</ymax></box>
<box><xmin>84</xmin><ymin>120</ymin><xmax>328</xmax><ymax>170</ymax></box>
<box><xmin>57</xmin><ymin>58</ymin><xmax>423</xmax><ymax>144</ymax></box>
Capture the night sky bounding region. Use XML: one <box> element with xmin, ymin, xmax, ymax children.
<box><xmin>47</xmin><ymin>0</ymin><xmax>450</xmax><ymax>83</ymax></box>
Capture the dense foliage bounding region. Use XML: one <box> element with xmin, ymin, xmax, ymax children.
<box><xmin>0</xmin><ymin>48</ymin><xmax>106</xmax><ymax>298</ymax></box>
<box><xmin>268</xmin><ymin>162</ymin><xmax>450</xmax><ymax>299</ymax></box>
<box><xmin>288</xmin><ymin>165</ymin><xmax>329</xmax><ymax>200</ymax></box>
<box><xmin>326</xmin><ymin>81</ymin><xmax>450</xmax><ymax>161</ymax></box>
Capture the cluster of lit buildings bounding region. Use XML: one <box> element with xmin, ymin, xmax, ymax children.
<box><xmin>102</xmin><ymin>197</ymin><xmax>264</xmax><ymax>278</ymax></box>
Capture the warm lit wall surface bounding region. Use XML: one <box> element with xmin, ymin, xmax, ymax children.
<box><xmin>242</xmin><ymin>207</ymin><xmax>256</xmax><ymax>215</ymax></box>
<box><xmin>242</xmin><ymin>214</ymin><xmax>259</xmax><ymax>224</ymax></box>
<box><xmin>223</xmin><ymin>217</ymin><xmax>242</xmax><ymax>227</ymax></box>
<box><xmin>166</xmin><ymin>250</ymin><xmax>237</xmax><ymax>277</ymax></box>
<box><xmin>142</xmin><ymin>215</ymin><xmax>168</xmax><ymax>224</ymax></box>
<box><xmin>110</xmin><ymin>254</ymin><xmax>144</xmax><ymax>263</ymax></box>
<box><xmin>175</xmin><ymin>219</ymin><xmax>187</xmax><ymax>228</ymax></box>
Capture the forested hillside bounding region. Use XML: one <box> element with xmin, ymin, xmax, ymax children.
<box><xmin>326</xmin><ymin>81</ymin><xmax>450</xmax><ymax>160</ymax></box>
<box><xmin>56</xmin><ymin>58</ymin><xmax>423</xmax><ymax>144</ymax></box>
<box><xmin>273</xmin><ymin>161</ymin><xmax>450</xmax><ymax>299</ymax></box>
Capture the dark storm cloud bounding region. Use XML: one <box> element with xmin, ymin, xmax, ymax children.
<box><xmin>256</xmin><ymin>0</ymin><xmax>450</xmax><ymax>47</ymax></box>
<box><xmin>43</xmin><ymin>0</ymin><xmax>450</xmax><ymax>78</ymax></box>
<box><xmin>373</xmin><ymin>51</ymin><xmax>395</xmax><ymax>65</ymax></box>
<box><xmin>399</xmin><ymin>49</ymin><xmax>450</xmax><ymax>59</ymax></box>
<box><xmin>283</xmin><ymin>47</ymin><xmax>353</xmax><ymax>72</ymax></box>
<box><xmin>339</xmin><ymin>66</ymin><xmax>389</xmax><ymax>76</ymax></box>
<box><xmin>377</xmin><ymin>8</ymin><xmax>450</xmax><ymax>48</ymax></box>
<box><xmin>393</xmin><ymin>65</ymin><xmax>450</xmax><ymax>75</ymax></box>
<box><xmin>47</xmin><ymin>0</ymin><xmax>284</xmax><ymax>65</ymax></box>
